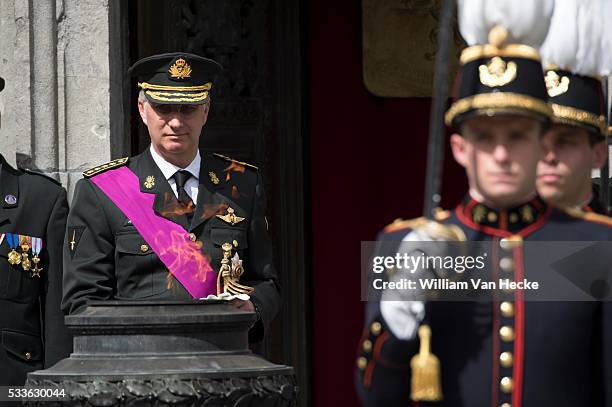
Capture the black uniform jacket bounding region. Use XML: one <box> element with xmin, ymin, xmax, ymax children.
<box><xmin>62</xmin><ymin>148</ymin><xmax>280</xmax><ymax>341</ymax></box>
<box><xmin>357</xmin><ymin>196</ymin><xmax>612</xmax><ymax>407</ymax></box>
<box><xmin>0</xmin><ymin>155</ymin><xmax>72</xmax><ymax>385</ymax></box>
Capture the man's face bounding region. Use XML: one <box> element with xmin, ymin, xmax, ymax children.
<box><xmin>536</xmin><ymin>124</ymin><xmax>606</xmax><ymax>206</ymax></box>
<box><xmin>451</xmin><ymin>115</ymin><xmax>544</xmax><ymax>208</ymax></box>
<box><xmin>138</xmin><ymin>100</ymin><xmax>209</xmax><ymax>160</ymax></box>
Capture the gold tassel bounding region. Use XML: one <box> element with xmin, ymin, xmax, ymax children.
<box><xmin>410</xmin><ymin>325</ymin><xmax>443</xmax><ymax>401</ymax></box>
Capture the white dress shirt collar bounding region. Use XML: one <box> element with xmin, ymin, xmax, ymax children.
<box><xmin>149</xmin><ymin>145</ymin><xmax>201</xmax><ymax>181</ymax></box>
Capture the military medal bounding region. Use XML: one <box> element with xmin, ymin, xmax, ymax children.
<box><xmin>6</xmin><ymin>233</ymin><xmax>21</xmax><ymax>265</ymax></box>
<box><xmin>216</xmin><ymin>207</ymin><xmax>246</xmax><ymax>226</ymax></box>
<box><xmin>19</xmin><ymin>235</ymin><xmax>31</xmax><ymax>272</ymax></box>
<box><xmin>31</xmin><ymin>237</ymin><xmax>43</xmax><ymax>278</ymax></box>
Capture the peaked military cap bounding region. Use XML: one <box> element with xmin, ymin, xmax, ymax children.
<box><xmin>445</xmin><ymin>26</ymin><xmax>553</xmax><ymax>129</ymax></box>
<box><xmin>544</xmin><ymin>68</ymin><xmax>607</xmax><ymax>137</ymax></box>
<box><xmin>128</xmin><ymin>52</ymin><xmax>222</xmax><ymax>105</ymax></box>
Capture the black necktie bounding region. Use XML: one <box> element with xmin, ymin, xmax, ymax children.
<box><xmin>173</xmin><ymin>170</ymin><xmax>194</xmax><ymax>208</ymax></box>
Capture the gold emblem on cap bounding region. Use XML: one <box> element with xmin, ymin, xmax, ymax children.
<box><xmin>168</xmin><ymin>58</ymin><xmax>192</xmax><ymax>80</ymax></box>
<box><xmin>144</xmin><ymin>175</ymin><xmax>155</xmax><ymax>189</ymax></box>
<box><xmin>209</xmin><ymin>171</ymin><xmax>220</xmax><ymax>185</ymax></box>
<box><xmin>479</xmin><ymin>57</ymin><xmax>517</xmax><ymax>88</ymax></box>
<box><xmin>545</xmin><ymin>70</ymin><xmax>570</xmax><ymax>97</ymax></box>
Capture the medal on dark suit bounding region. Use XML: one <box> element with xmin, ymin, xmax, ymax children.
<box><xmin>31</xmin><ymin>237</ymin><xmax>43</xmax><ymax>277</ymax></box>
<box><xmin>7</xmin><ymin>233</ymin><xmax>21</xmax><ymax>266</ymax></box>
<box><xmin>19</xmin><ymin>235</ymin><xmax>31</xmax><ymax>272</ymax></box>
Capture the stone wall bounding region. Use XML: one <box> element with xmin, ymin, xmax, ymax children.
<box><xmin>0</xmin><ymin>0</ymin><xmax>129</xmax><ymax>199</ymax></box>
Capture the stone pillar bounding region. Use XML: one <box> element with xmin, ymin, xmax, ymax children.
<box><xmin>0</xmin><ymin>0</ymin><xmax>129</xmax><ymax>199</ymax></box>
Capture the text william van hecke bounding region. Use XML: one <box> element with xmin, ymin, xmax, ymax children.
<box><xmin>373</xmin><ymin>278</ymin><xmax>539</xmax><ymax>291</ymax></box>
<box><xmin>421</xmin><ymin>278</ymin><xmax>539</xmax><ymax>290</ymax></box>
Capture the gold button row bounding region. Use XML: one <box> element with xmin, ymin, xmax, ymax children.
<box><xmin>357</xmin><ymin>356</ymin><xmax>368</xmax><ymax>370</ymax></box>
<box><xmin>500</xmin><ymin>301</ymin><xmax>514</xmax><ymax>317</ymax></box>
<box><xmin>500</xmin><ymin>376</ymin><xmax>513</xmax><ymax>393</ymax></box>
<box><xmin>500</xmin><ymin>326</ymin><xmax>515</xmax><ymax>342</ymax></box>
<box><xmin>499</xmin><ymin>257</ymin><xmax>514</xmax><ymax>272</ymax></box>
<box><xmin>500</xmin><ymin>351</ymin><xmax>513</xmax><ymax>368</ymax></box>
<box><xmin>500</xmin><ymin>236</ymin><xmax>523</xmax><ymax>250</ymax></box>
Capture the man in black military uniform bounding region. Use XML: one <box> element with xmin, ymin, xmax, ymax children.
<box><xmin>62</xmin><ymin>53</ymin><xmax>280</xmax><ymax>342</ymax></box>
<box><xmin>356</xmin><ymin>15</ymin><xmax>612</xmax><ymax>407</ymax></box>
<box><xmin>0</xmin><ymin>76</ymin><xmax>72</xmax><ymax>385</ymax></box>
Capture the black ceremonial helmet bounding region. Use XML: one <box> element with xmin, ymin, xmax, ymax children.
<box><xmin>445</xmin><ymin>26</ymin><xmax>553</xmax><ymax>129</ymax></box>
<box><xmin>544</xmin><ymin>68</ymin><xmax>607</xmax><ymax>138</ymax></box>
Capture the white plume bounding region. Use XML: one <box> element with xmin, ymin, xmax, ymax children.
<box><xmin>540</xmin><ymin>0</ymin><xmax>607</xmax><ymax>77</ymax></box>
<box><xmin>458</xmin><ymin>0</ymin><xmax>555</xmax><ymax>47</ymax></box>
<box><xmin>600</xmin><ymin>0</ymin><xmax>612</xmax><ymax>75</ymax></box>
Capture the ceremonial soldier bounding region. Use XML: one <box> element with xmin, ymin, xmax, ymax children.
<box><xmin>356</xmin><ymin>1</ymin><xmax>612</xmax><ymax>406</ymax></box>
<box><xmin>536</xmin><ymin>1</ymin><xmax>609</xmax><ymax>214</ymax></box>
<box><xmin>62</xmin><ymin>53</ymin><xmax>280</xmax><ymax>342</ymax></box>
<box><xmin>0</xmin><ymin>76</ymin><xmax>72</xmax><ymax>385</ymax></box>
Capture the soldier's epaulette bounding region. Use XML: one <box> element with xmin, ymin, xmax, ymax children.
<box><xmin>20</xmin><ymin>168</ymin><xmax>62</xmax><ymax>186</ymax></box>
<box><xmin>383</xmin><ymin>208</ymin><xmax>451</xmax><ymax>233</ymax></box>
<box><xmin>383</xmin><ymin>217</ymin><xmax>428</xmax><ymax>233</ymax></box>
<box><xmin>563</xmin><ymin>207</ymin><xmax>612</xmax><ymax>227</ymax></box>
<box><xmin>83</xmin><ymin>157</ymin><xmax>129</xmax><ymax>178</ymax></box>
<box><xmin>213</xmin><ymin>153</ymin><xmax>258</xmax><ymax>170</ymax></box>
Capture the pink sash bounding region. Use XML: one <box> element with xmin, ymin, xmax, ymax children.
<box><xmin>90</xmin><ymin>166</ymin><xmax>216</xmax><ymax>298</ymax></box>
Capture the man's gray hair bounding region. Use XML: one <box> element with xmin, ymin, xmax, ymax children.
<box><xmin>138</xmin><ymin>89</ymin><xmax>148</xmax><ymax>104</ymax></box>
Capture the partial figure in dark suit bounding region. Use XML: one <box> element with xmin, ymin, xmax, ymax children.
<box><xmin>356</xmin><ymin>1</ymin><xmax>612</xmax><ymax>405</ymax></box>
<box><xmin>62</xmin><ymin>53</ymin><xmax>280</xmax><ymax>342</ymax></box>
<box><xmin>0</xmin><ymin>76</ymin><xmax>72</xmax><ymax>385</ymax></box>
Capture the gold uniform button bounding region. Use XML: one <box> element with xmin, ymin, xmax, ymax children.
<box><xmin>357</xmin><ymin>356</ymin><xmax>368</xmax><ymax>370</ymax></box>
<box><xmin>371</xmin><ymin>322</ymin><xmax>382</xmax><ymax>336</ymax></box>
<box><xmin>500</xmin><ymin>301</ymin><xmax>514</xmax><ymax>318</ymax></box>
<box><xmin>500</xmin><ymin>376</ymin><xmax>513</xmax><ymax>393</ymax></box>
<box><xmin>500</xmin><ymin>326</ymin><xmax>515</xmax><ymax>342</ymax></box>
<box><xmin>487</xmin><ymin>212</ymin><xmax>498</xmax><ymax>222</ymax></box>
<box><xmin>499</xmin><ymin>257</ymin><xmax>514</xmax><ymax>272</ymax></box>
<box><xmin>509</xmin><ymin>213</ymin><xmax>518</xmax><ymax>223</ymax></box>
<box><xmin>363</xmin><ymin>340</ymin><xmax>373</xmax><ymax>353</ymax></box>
<box><xmin>140</xmin><ymin>244</ymin><xmax>149</xmax><ymax>253</ymax></box>
<box><xmin>233</xmin><ymin>240</ymin><xmax>239</xmax><ymax>248</ymax></box>
<box><xmin>25</xmin><ymin>352</ymin><xmax>32</xmax><ymax>360</ymax></box>
<box><xmin>500</xmin><ymin>236</ymin><xmax>523</xmax><ymax>250</ymax></box>
<box><xmin>500</xmin><ymin>351</ymin><xmax>513</xmax><ymax>368</ymax></box>
<box><xmin>189</xmin><ymin>233</ymin><xmax>197</xmax><ymax>242</ymax></box>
